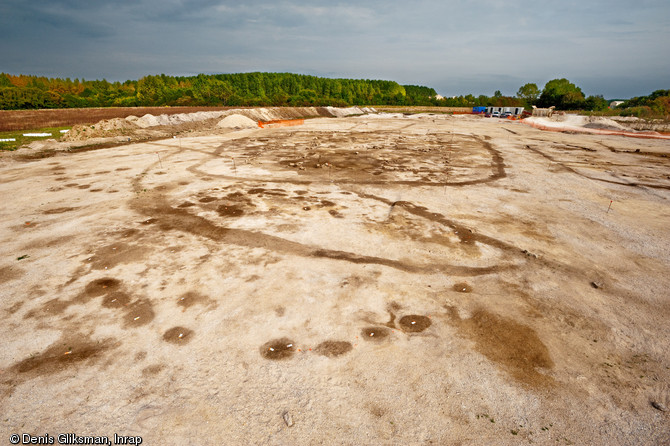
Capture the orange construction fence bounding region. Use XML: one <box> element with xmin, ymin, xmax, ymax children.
<box><xmin>258</xmin><ymin>119</ymin><xmax>304</xmax><ymax>128</ymax></box>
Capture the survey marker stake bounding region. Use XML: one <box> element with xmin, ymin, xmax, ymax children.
<box><xmin>156</xmin><ymin>152</ymin><xmax>163</xmax><ymax>169</ymax></box>
<box><xmin>607</xmin><ymin>200</ymin><xmax>613</xmax><ymax>213</ymax></box>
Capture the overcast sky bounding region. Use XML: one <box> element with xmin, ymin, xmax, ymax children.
<box><xmin>1</xmin><ymin>0</ymin><xmax>668</xmax><ymax>98</ymax></box>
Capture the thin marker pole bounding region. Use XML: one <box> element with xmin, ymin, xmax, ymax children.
<box><xmin>607</xmin><ymin>200</ymin><xmax>613</xmax><ymax>213</ymax></box>
<box><xmin>156</xmin><ymin>152</ymin><xmax>163</xmax><ymax>169</ymax></box>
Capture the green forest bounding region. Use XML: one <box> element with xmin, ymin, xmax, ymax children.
<box><xmin>0</xmin><ymin>72</ymin><xmax>435</xmax><ymax>109</ymax></box>
<box><xmin>0</xmin><ymin>72</ymin><xmax>667</xmax><ymax>117</ymax></box>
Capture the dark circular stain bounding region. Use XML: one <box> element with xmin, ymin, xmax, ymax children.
<box><xmin>217</xmin><ymin>204</ymin><xmax>244</xmax><ymax>217</ymax></box>
<box><xmin>453</xmin><ymin>282</ymin><xmax>473</xmax><ymax>293</ymax></box>
<box><xmin>260</xmin><ymin>337</ymin><xmax>295</xmax><ymax>360</ymax></box>
<box><xmin>315</xmin><ymin>340</ymin><xmax>353</xmax><ymax>357</ymax></box>
<box><xmin>123</xmin><ymin>299</ymin><xmax>155</xmax><ymax>327</ymax></box>
<box><xmin>84</xmin><ymin>277</ymin><xmax>121</xmax><ymax>297</ymax></box>
<box><xmin>199</xmin><ymin>196</ymin><xmax>217</xmax><ymax>203</ymax></box>
<box><xmin>162</xmin><ymin>326</ymin><xmax>194</xmax><ymax>344</ymax></box>
<box><xmin>361</xmin><ymin>327</ymin><xmax>390</xmax><ymax>341</ymax></box>
<box><xmin>399</xmin><ymin>315</ymin><xmax>432</xmax><ymax>333</ymax></box>
<box><xmin>302</xmin><ymin>206</ymin><xmax>311</xmax><ymax>211</ymax></box>
<box><xmin>101</xmin><ymin>291</ymin><xmax>131</xmax><ymax>308</ymax></box>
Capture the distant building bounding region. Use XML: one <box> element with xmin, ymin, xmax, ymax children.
<box><xmin>486</xmin><ymin>106</ymin><xmax>525</xmax><ymax>115</ymax></box>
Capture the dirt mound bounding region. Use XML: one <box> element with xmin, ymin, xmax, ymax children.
<box><xmin>523</xmin><ymin>115</ymin><xmax>670</xmax><ymax>139</ymax></box>
<box><xmin>48</xmin><ymin>107</ymin><xmax>373</xmax><ymax>147</ymax></box>
<box><xmin>325</xmin><ymin>106</ymin><xmax>364</xmax><ymax>117</ymax></box>
<box><xmin>61</xmin><ymin>118</ymin><xmax>138</xmax><ymax>142</ymax></box>
<box><xmin>216</xmin><ymin>114</ymin><xmax>258</xmax><ymax>129</ymax></box>
<box><xmin>130</xmin><ymin>111</ymin><xmax>227</xmax><ymax>128</ymax></box>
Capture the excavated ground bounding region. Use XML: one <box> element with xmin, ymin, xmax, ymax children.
<box><xmin>1</xmin><ymin>114</ymin><xmax>669</xmax><ymax>445</ymax></box>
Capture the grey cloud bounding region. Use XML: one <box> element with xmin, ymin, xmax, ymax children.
<box><xmin>0</xmin><ymin>0</ymin><xmax>668</xmax><ymax>98</ymax></box>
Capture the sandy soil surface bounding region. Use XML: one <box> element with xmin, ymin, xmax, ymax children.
<box><xmin>1</xmin><ymin>113</ymin><xmax>669</xmax><ymax>445</ymax></box>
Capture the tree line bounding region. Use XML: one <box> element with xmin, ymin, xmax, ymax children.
<box><xmin>0</xmin><ymin>72</ymin><xmax>423</xmax><ymax>110</ymax></box>
<box><xmin>0</xmin><ymin>72</ymin><xmax>666</xmax><ymax>117</ymax></box>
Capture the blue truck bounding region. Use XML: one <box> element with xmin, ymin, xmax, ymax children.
<box><xmin>472</xmin><ymin>106</ymin><xmax>487</xmax><ymax>114</ymax></box>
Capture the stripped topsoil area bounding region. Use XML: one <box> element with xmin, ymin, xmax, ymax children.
<box><xmin>1</xmin><ymin>112</ymin><xmax>669</xmax><ymax>445</ymax></box>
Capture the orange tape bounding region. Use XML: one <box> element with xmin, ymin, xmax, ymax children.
<box><xmin>258</xmin><ymin>119</ymin><xmax>305</xmax><ymax>128</ymax></box>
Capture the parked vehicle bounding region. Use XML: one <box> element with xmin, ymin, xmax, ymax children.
<box><xmin>484</xmin><ymin>112</ymin><xmax>492</xmax><ymax>117</ymax></box>
<box><xmin>500</xmin><ymin>112</ymin><xmax>512</xmax><ymax>118</ymax></box>
<box><xmin>491</xmin><ymin>111</ymin><xmax>501</xmax><ymax>118</ymax></box>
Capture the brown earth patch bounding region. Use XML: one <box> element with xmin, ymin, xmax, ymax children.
<box><xmin>122</xmin><ymin>299</ymin><xmax>155</xmax><ymax>328</ymax></box>
<box><xmin>448</xmin><ymin>307</ymin><xmax>554</xmax><ymax>388</ymax></box>
<box><xmin>162</xmin><ymin>326</ymin><xmax>194</xmax><ymax>345</ymax></box>
<box><xmin>9</xmin><ymin>334</ymin><xmax>116</xmax><ymax>379</ymax></box>
<box><xmin>361</xmin><ymin>327</ymin><xmax>390</xmax><ymax>341</ymax></box>
<box><xmin>260</xmin><ymin>337</ymin><xmax>296</xmax><ymax>360</ymax></box>
<box><xmin>314</xmin><ymin>340</ymin><xmax>353</xmax><ymax>357</ymax></box>
<box><xmin>42</xmin><ymin>207</ymin><xmax>77</xmax><ymax>215</ymax></box>
<box><xmin>85</xmin><ymin>243</ymin><xmax>150</xmax><ymax>271</ymax></box>
<box><xmin>453</xmin><ymin>282</ymin><xmax>473</xmax><ymax>293</ymax></box>
<box><xmin>177</xmin><ymin>291</ymin><xmax>216</xmax><ymax>311</ymax></box>
<box><xmin>0</xmin><ymin>266</ymin><xmax>22</xmax><ymax>284</ymax></box>
<box><xmin>398</xmin><ymin>315</ymin><xmax>432</xmax><ymax>333</ymax></box>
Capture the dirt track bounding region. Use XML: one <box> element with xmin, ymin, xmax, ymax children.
<box><xmin>1</xmin><ymin>113</ymin><xmax>669</xmax><ymax>445</ymax></box>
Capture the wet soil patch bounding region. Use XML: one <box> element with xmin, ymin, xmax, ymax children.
<box><xmin>399</xmin><ymin>315</ymin><xmax>432</xmax><ymax>333</ymax></box>
<box><xmin>7</xmin><ymin>301</ymin><xmax>24</xmax><ymax>315</ymax></box>
<box><xmin>453</xmin><ymin>282</ymin><xmax>473</xmax><ymax>293</ymax></box>
<box><xmin>83</xmin><ymin>277</ymin><xmax>122</xmax><ymax>298</ymax></box>
<box><xmin>0</xmin><ymin>266</ymin><xmax>22</xmax><ymax>285</ymax></box>
<box><xmin>142</xmin><ymin>364</ymin><xmax>165</xmax><ymax>376</ymax></box>
<box><xmin>177</xmin><ymin>201</ymin><xmax>195</xmax><ymax>208</ymax></box>
<box><xmin>85</xmin><ymin>243</ymin><xmax>149</xmax><ymax>271</ymax></box>
<box><xmin>42</xmin><ymin>207</ymin><xmax>77</xmax><ymax>215</ymax></box>
<box><xmin>328</xmin><ymin>209</ymin><xmax>344</xmax><ymax>218</ymax></box>
<box><xmin>122</xmin><ymin>299</ymin><xmax>155</xmax><ymax>328</ymax></box>
<box><xmin>361</xmin><ymin>327</ymin><xmax>390</xmax><ymax>341</ymax></box>
<box><xmin>140</xmin><ymin>218</ymin><xmax>158</xmax><ymax>225</ymax></box>
<box><xmin>177</xmin><ymin>291</ymin><xmax>215</xmax><ymax>310</ymax></box>
<box><xmin>25</xmin><ymin>298</ymin><xmax>72</xmax><ymax>318</ymax></box>
<box><xmin>314</xmin><ymin>341</ymin><xmax>353</xmax><ymax>357</ymax></box>
<box><xmin>199</xmin><ymin>196</ymin><xmax>217</xmax><ymax>203</ymax></box>
<box><xmin>260</xmin><ymin>337</ymin><xmax>296</xmax><ymax>360</ymax></box>
<box><xmin>101</xmin><ymin>291</ymin><xmax>131</xmax><ymax>309</ymax></box>
<box><xmin>162</xmin><ymin>326</ymin><xmax>194</xmax><ymax>344</ymax></box>
<box><xmin>448</xmin><ymin>308</ymin><xmax>554</xmax><ymax>387</ymax></box>
<box><xmin>10</xmin><ymin>334</ymin><xmax>116</xmax><ymax>377</ymax></box>
<box><xmin>217</xmin><ymin>204</ymin><xmax>244</xmax><ymax>217</ymax></box>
